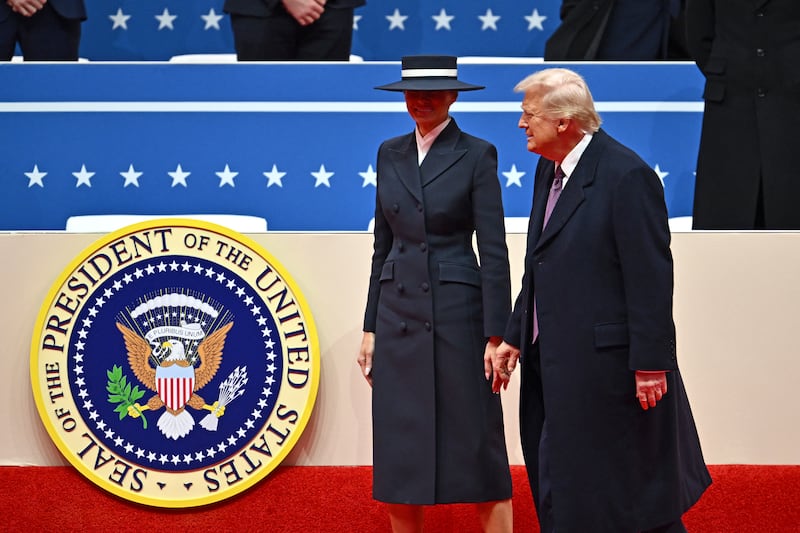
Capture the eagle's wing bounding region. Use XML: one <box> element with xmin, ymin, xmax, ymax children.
<box><xmin>115</xmin><ymin>322</ymin><xmax>157</xmax><ymax>391</ymax></box>
<box><xmin>195</xmin><ymin>321</ymin><xmax>233</xmax><ymax>389</ymax></box>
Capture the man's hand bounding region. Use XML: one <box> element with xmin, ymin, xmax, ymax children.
<box><xmin>357</xmin><ymin>332</ymin><xmax>374</xmax><ymax>386</ymax></box>
<box><xmin>282</xmin><ymin>0</ymin><xmax>325</xmax><ymax>26</ymax></box>
<box><xmin>489</xmin><ymin>341</ymin><xmax>520</xmax><ymax>393</ymax></box>
<box><xmin>8</xmin><ymin>0</ymin><xmax>46</xmax><ymax>17</ymax></box>
<box><xmin>635</xmin><ymin>370</ymin><xmax>668</xmax><ymax>410</ymax></box>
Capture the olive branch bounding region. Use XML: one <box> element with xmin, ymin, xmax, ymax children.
<box><xmin>106</xmin><ymin>365</ymin><xmax>148</xmax><ymax>429</ymax></box>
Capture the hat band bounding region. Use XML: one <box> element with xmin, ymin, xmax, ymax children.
<box><xmin>401</xmin><ymin>68</ymin><xmax>458</xmax><ymax>79</ymax></box>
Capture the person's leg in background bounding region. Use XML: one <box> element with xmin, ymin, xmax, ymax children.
<box><xmin>230</xmin><ymin>9</ymin><xmax>298</xmax><ymax>61</ymax></box>
<box><xmin>0</xmin><ymin>14</ymin><xmax>20</xmax><ymax>61</ymax></box>
<box><xmin>296</xmin><ymin>6</ymin><xmax>353</xmax><ymax>60</ymax></box>
<box><xmin>18</xmin><ymin>3</ymin><xmax>80</xmax><ymax>61</ymax></box>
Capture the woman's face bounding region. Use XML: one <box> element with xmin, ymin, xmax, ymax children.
<box><xmin>404</xmin><ymin>90</ymin><xmax>458</xmax><ymax>135</ymax></box>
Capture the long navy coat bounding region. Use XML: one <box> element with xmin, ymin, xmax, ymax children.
<box><xmin>505</xmin><ymin>130</ymin><xmax>711</xmax><ymax>531</ymax></box>
<box><xmin>687</xmin><ymin>0</ymin><xmax>800</xmax><ymax>229</ymax></box>
<box><xmin>363</xmin><ymin>119</ymin><xmax>512</xmax><ymax>505</ymax></box>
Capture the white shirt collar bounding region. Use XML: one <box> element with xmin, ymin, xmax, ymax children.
<box><xmin>415</xmin><ymin>117</ymin><xmax>451</xmax><ymax>166</ymax></box>
<box><xmin>557</xmin><ymin>132</ymin><xmax>593</xmax><ymax>187</ymax></box>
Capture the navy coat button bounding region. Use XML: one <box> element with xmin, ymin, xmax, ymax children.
<box><xmin>419</xmin><ymin>242</ymin><xmax>427</xmax><ymax>252</ymax></box>
<box><xmin>416</xmin><ymin>204</ymin><xmax>423</xmax><ymax>212</ymax></box>
<box><xmin>398</xmin><ymin>241</ymin><xmax>405</xmax><ymax>252</ymax></box>
<box><xmin>424</xmin><ymin>322</ymin><xmax>431</xmax><ymax>331</ymax></box>
<box><xmin>392</xmin><ymin>204</ymin><xmax>400</xmax><ymax>213</ymax></box>
<box><xmin>397</xmin><ymin>283</ymin><xmax>404</xmax><ymax>292</ymax></box>
<box><xmin>421</xmin><ymin>282</ymin><xmax>429</xmax><ymax>292</ymax></box>
<box><xmin>399</xmin><ymin>321</ymin><xmax>407</xmax><ymax>332</ymax></box>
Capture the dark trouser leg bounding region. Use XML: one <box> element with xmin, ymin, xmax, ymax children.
<box><xmin>0</xmin><ymin>16</ymin><xmax>19</xmax><ymax>60</ymax></box>
<box><xmin>18</xmin><ymin>4</ymin><xmax>81</xmax><ymax>61</ymax></box>
<box><xmin>229</xmin><ymin>11</ymin><xmax>298</xmax><ymax>61</ymax></box>
<box><xmin>296</xmin><ymin>7</ymin><xmax>354</xmax><ymax>60</ymax></box>
<box><xmin>537</xmin><ymin>419</ymin><xmax>555</xmax><ymax>533</ymax></box>
<box><xmin>519</xmin><ymin>345</ymin><xmax>548</xmax><ymax>531</ymax></box>
<box><xmin>230</xmin><ymin>7</ymin><xmax>354</xmax><ymax>61</ymax></box>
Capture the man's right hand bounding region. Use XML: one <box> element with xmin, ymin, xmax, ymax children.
<box><xmin>282</xmin><ymin>0</ymin><xmax>325</xmax><ymax>26</ymax></box>
<box><xmin>492</xmin><ymin>341</ymin><xmax>521</xmax><ymax>393</ymax></box>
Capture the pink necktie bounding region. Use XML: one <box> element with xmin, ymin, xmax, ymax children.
<box><xmin>532</xmin><ymin>166</ymin><xmax>564</xmax><ymax>343</ymax></box>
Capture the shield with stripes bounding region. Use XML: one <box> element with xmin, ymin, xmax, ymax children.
<box><xmin>155</xmin><ymin>363</ymin><xmax>196</xmax><ymax>411</ymax></box>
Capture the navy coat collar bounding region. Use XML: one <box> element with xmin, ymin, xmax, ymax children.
<box><xmin>385</xmin><ymin>119</ymin><xmax>467</xmax><ymax>202</ymax></box>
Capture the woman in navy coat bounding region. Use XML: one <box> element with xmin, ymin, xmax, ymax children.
<box><xmin>359</xmin><ymin>56</ymin><xmax>513</xmax><ymax>532</ymax></box>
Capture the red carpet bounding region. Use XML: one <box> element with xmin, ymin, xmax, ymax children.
<box><xmin>0</xmin><ymin>465</ymin><xmax>798</xmax><ymax>532</ymax></box>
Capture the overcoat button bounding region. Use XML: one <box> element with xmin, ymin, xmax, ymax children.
<box><xmin>392</xmin><ymin>204</ymin><xmax>400</xmax><ymax>213</ymax></box>
<box><xmin>421</xmin><ymin>282</ymin><xmax>429</xmax><ymax>292</ymax></box>
<box><xmin>416</xmin><ymin>204</ymin><xmax>423</xmax><ymax>212</ymax></box>
<box><xmin>756</xmin><ymin>48</ymin><xmax>765</xmax><ymax>57</ymax></box>
<box><xmin>397</xmin><ymin>283</ymin><xmax>404</xmax><ymax>292</ymax></box>
<box><xmin>419</xmin><ymin>243</ymin><xmax>427</xmax><ymax>252</ymax></box>
<box><xmin>398</xmin><ymin>242</ymin><xmax>405</xmax><ymax>252</ymax></box>
<box><xmin>399</xmin><ymin>321</ymin><xmax>407</xmax><ymax>332</ymax></box>
<box><xmin>424</xmin><ymin>322</ymin><xmax>431</xmax><ymax>331</ymax></box>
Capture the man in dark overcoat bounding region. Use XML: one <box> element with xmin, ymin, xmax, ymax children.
<box><xmin>687</xmin><ymin>0</ymin><xmax>800</xmax><ymax>229</ymax></box>
<box><xmin>494</xmin><ymin>68</ymin><xmax>711</xmax><ymax>533</ymax></box>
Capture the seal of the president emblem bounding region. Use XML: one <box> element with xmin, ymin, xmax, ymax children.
<box><xmin>30</xmin><ymin>219</ymin><xmax>319</xmax><ymax>507</ymax></box>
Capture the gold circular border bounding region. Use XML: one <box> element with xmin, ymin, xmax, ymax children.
<box><xmin>30</xmin><ymin>218</ymin><xmax>320</xmax><ymax>507</ymax></box>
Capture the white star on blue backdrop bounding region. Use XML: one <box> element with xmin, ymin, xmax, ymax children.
<box><xmin>78</xmin><ymin>1</ymin><xmax>559</xmax><ymax>60</ymax></box>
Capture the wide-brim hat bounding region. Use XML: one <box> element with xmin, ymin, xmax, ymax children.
<box><xmin>375</xmin><ymin>55</ymin><xmax>484</xmax><ymax>92</ymax></box>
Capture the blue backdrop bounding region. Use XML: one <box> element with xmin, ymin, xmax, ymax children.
<box><xmin>76</xmin><ymin>1</ymin><xmax>559</xmax><ymax>61</ymax></box>
<box><xmin>0</xmin><ymin>62</ymin><xmax>704</xmax><ymax>231</ymax></box>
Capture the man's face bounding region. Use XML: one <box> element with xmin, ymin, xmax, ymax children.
<box><xmin>404</xmin><ymin>90</ymin><xmax>458</xmax><ymax>134</ymax></box>
<box><xmin>519</xmin><ymin>90</ymin><xmax>561</xmax><ymax>159</ymax></box>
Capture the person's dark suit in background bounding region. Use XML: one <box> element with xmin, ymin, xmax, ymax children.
<box><xmin>688</xmin><ymin>0</ymin><xmax>800</xmax><ymax>229</ymax></box>
<box><xmin>493</xmin><ymin>68</ymin><xmax>711</xmax><ymax>533</ymax></box>
<box><xmin>223</xmin><ymin>0</ymin><xmax>365</xmax><ymax>60</ymax></box>
<box><xmin>0</xmin><ymin>0</ymin><xmax>85</xmax><ymax>60</ymax></box>
<box><xmin>545</xmin><ymin>0</ymin><xmax>688</xmax><ymax>60</ymax></box>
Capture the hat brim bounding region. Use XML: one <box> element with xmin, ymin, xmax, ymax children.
<box><xmin>375</xmin><ymin>79</ymin><xmax>484</xmax><ymax>92</ymax></box>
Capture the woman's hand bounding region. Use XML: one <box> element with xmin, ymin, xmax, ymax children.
<box><xmin>358</xmin><ymin>332</ymin><xmax>375</xmax><ymax>386</ymax></box>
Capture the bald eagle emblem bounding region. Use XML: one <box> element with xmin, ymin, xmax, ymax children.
<box><xmin>114</xmin><ymin>291</ymin><xmax>242</xmax><ymax>440</ymax></box>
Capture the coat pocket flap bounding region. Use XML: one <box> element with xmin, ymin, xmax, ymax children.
<box><xmin>594</xmin><ymin>322</ymin><xmax>629</xmax><ymax>349</ymax></box>
<box><xmin>379</xmin><ymin>261</ymin><xmax>394</xmax><ymax>281</ymax></box>
<box><xmin>703</xmin><ymin>80</ymin><xmax>725</xmax><ymax>102</ymax></box>
<box><xmin>438</xmin><ymin>262</ymin><xmax>481</xmax><ymax>287</ymax></box>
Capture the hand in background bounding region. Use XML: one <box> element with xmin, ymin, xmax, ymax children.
<box><xmin>8</xmin><ymin>0</ymin><xmax>46</xmax><ymax>17</ymax></box>
<box><xmin>358</xmin><ymin>331</ymin><xmax>374</xmax><ymax>386</ymax></box>
<box><xmin>282</xmin><ymin>0</ymin><xmax>325</xmax><ymax>26</ymax></box>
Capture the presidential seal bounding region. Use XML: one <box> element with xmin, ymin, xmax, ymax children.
<box><xmin>30</xmin><ymin>219</ymin><xmax>319</xmax><ymax>507</ymax></box>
